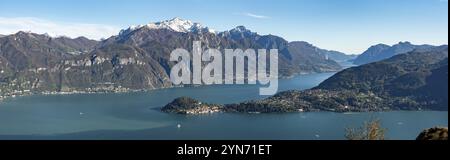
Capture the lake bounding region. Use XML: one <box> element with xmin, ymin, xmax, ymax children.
<box><xmin>0</xmin><ymin>72</ymin><xmax>447</xmax><ymax>140</ymax></box>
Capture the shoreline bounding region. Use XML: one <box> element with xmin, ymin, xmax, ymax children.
<box><xmin>160</xmin><ymin>96</ymin><xmax>448</xmax><ymax>115</ymax></box>
<box><xmin>161</xmin><ymin>106</ymin><xmax>445</xmax><ymax>115</ymax></box>
<box><xmin>0</xmin><ymin>71</ymin><xmax>338</xmax><ymax>102</ymax></box>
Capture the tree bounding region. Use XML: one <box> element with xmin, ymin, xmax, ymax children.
<box><xmin>345</xmin><ymin>118</ymin><xmax>386</xmax><ymax>140</ymax></box>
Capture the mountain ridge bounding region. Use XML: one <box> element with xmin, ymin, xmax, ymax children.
<box><xmin>1</xmin><ymin>18</ymin><xmax>343</xmax><ymax>100</ymax></box>
<box><xmin>162</xmin><ymin>46</ymin><xmax>449</xmax><ymax>114</ymax></box>
<box><xmin>353</xmin><ymin>41</ymin><xmax>436</xmax><ymax>65</ymax></box>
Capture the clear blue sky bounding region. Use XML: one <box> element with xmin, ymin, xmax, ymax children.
<box><xmin>0</xmin><ymin>0</ymin><xmax>448</xmax><ymax>54</ymax></box>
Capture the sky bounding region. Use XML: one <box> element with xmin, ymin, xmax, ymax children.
<box><xmin>0</xmin><ymin>0</ymin><xmax>448</xmax><ymax>54</ymax></box>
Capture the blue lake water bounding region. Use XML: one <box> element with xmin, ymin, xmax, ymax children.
<box><xmin>0</xmin><ymin>72</ymin><xmax>447</xmax><ymax>140</ymax></box>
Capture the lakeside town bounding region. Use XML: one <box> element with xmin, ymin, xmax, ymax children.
<box><xmin>0</xmin><ymin>86</ymin><xmax>138</xmax><ymax>102</ymax></box>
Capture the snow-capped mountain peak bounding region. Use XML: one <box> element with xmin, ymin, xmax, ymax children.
<box><xmin>232</xmin><ymin>26</ymin><xmax>250</xmax><ymax>32</ymax></box>
<box><xmin>119</xmin><ymin>17</ymin><xmax>215</xmax><ymax>36</ymax></box>
<box><xmin>146</xmin><ymin>17</ymin><xmax>197</xmax><ymax>33</ymax></box>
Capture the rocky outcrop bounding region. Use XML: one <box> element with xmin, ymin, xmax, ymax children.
<box><xmin>416</xmin><ymin>127</ymin><xmax>448</xmax><ymax>140</ymax></box>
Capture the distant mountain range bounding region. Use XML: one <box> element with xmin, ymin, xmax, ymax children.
<box><xmin>1</xmin><ymin>18</ymin><xmax>344</xmax><ymax>97</ymax></box>
<box><xmin>320</xmin><ymin>49</ymin><xmax>357</xmax><ymax>63</ymax></box>
<box><xmin>163</xmin><ymin>45</ymin><xmax>448</xmax><ymax>114</ymax></box>
<box><xmin>353</xmin><ymin>42</ymin><xmax>436</xmax><ymax>65</ymax></box>
<box><xmin>1</xmin><ymin>18</ymin><xmax>446</xmax><ymax>102</ymax></box>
